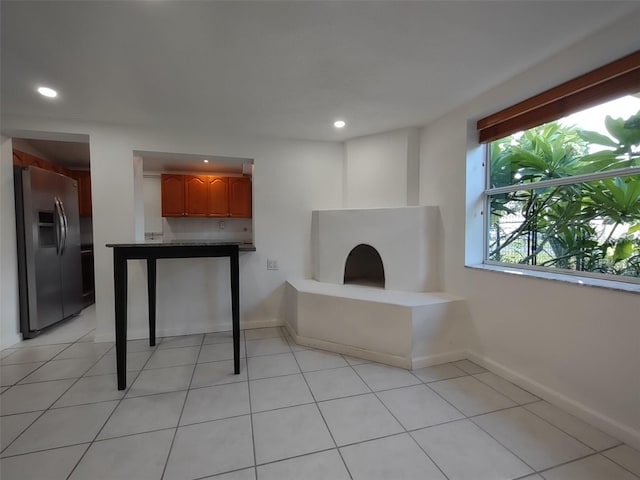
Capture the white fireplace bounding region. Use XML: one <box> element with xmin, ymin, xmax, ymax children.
<box><xmin>311</xmin><ymin>206</ymin><xmax>442</xmax><ymax>292</ymax></box>
<box><xmin>286</xmin><ymin>205</ymin><xmax>467</xmax><ymax>369</ymax></box>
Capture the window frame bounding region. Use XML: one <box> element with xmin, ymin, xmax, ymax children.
<box><xmin>483</xmin><ymin>161</ymin><xmax>640</xmax><ymax>285</ymax></box>
<box><xmin>477</xmin><ymin>51</ymin><xmax>640</xmax><ymax>285</ymax></box>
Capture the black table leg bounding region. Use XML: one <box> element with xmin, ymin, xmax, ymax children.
<box><xmin>230</xmin><ymin>247</ymin><xmax>240</xmax><ymax>374</ymax></box>
<box><xmin>114</xmin><ymin>250</ymin><xmax>128</xmax><ymax>390</ymax></box>
<box><xmin>147</xmin><ymin>258</ymin><xmax>157</xmax><ymax>347</ymax></box>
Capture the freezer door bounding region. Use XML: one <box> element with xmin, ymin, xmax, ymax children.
<box><xmin>58</xmin><ymin>174</ymin><xmax>84</xmax><ymax>318</ymax></box>
<box><xmin>22</xmin><ymin>167</ymin><xmax>64</xmax><ymax>330</ymax></box>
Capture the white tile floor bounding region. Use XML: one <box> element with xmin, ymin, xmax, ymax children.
<box><xmin>1</xmin><ymin>314</ymin><xmax>639</xmax><ymax>480</ymax></box>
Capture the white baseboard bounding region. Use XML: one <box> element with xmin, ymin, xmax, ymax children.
<box><xmin>411</xmin><ymin>350</ymin><xmax>467</xmax><ymax>370</ymax></box>
<box><xmin>467</xmin><ymin>351</ymin><xmax>640</xmax><ymax>451</ymax></box>
<box><xmin>94</xmin><ymin>319</ymin><xmax>285</xmax><ymax>343</ymax></box>
<box><xmin>1</xmin><ymin>332</ymin><xmax>23</xmax><ymax>349</ymax></box>
<box><xmin>284</xmin><ymin>323</ymin><xmax>409</xmax><ymax>368</ymax></box>
<box><xmin>284</xmin><ymin>322</ymin><xmax>466</xmax><ymax>370</ymax></box>
<box><xmin>242</xmin><ymin>318</ymin><xmax>284</xmax><ymax>330</ymax></box>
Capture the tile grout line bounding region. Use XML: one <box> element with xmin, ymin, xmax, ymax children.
<box><xmin>412</xmin><ymin>368</ymin><xmax>542</xmax><ymax>475</ymax></box>
<box><xmin>0</xmin><ymin>441</ymin><xmax>94</xmax><ymax>461</ymax></box>
<box><xmin>251</xmin><ymin>447</ymin><xmax>343</xmax><ymax>472</ymax></box>
<box><xmin>466</xmin><ymin>410</ymin><xmax>553</xmax><ymax>474</ymax></box>
<box><xmin>159</xmin><ymin>333</ymin><xmax>205</xmax><ymax>480</ymax></box>
<box><xmin>1</xmin><ymin>349</ymin><xmax>107</xmax><ymax>458</ymax></box>
<box><xmin>243</xmin><ymin>331</ymin><xmax>259</xmax><ymax>479</ymax></box>
<box><xmin>0</xmin><ymin>342</ymin><xmax>78</xmax><ymax>380</ymax></box>
<box><xmin>421</xmin><ymin>363</ymin><xmax>543</xmax><ymax>474</ymax></box>
<box><xmin>534</xmin><ymin>450</ymin><xmax>631</xmax><ymax>477</ymax></box>
<box><xmin>417</xmin><ymin>362</ymin><xmax>628</xmax><ymax>474</ymax></box>
<box><xmin>348</xmin><ymin>361</ymin><xmax>453</xmax><ymax>480</ymax></box>
<box><xmin>64</xmin><ymin>337</ymin><xmax>163</xmax><ymax>480</ymax></box>
<box><xmin>0</xmin><ymin>339</ymin><xmax>116</xmax><ymax>458</ymax></box>
<box><xmin>13</xmin><ymin>348</ymin><xmax>115</xmax><ymax>387</ymax></box>
<box><xmin>4</xmin><ymin>332</ymin><xmax>639</xmax><ymax>479</ymax></box>
<box><xmin>288</xmin><ymin>331</ymin><xmax>354</xmax><ymax>480</ymax></box>
<box><xmin>348</xmin><ymin>359</ymin><xmax>609</xmax><ymax>477</ymax></box>
<box><xmin>521</xmin><ymin>401</ymin><xmax>622</xmax><ymax>454</ymax></box>
<box><xmin>4</xmin><ymin>338</ymin><xmax>294</xmax><ymax>464</ymax></box>
<box><xmin>471</xmin><ymin>370</ymin><xmax>540</xmax><ymax>404</ymax></box>
<box><xmin>597</xmin><ymin>445</ymin><xmax>640</xmax><ymax>479</ymax></box>
<box><xmin>457</xmin><ymin>361</ymin><xmax>629</xmax><ymax>458</ymax></box>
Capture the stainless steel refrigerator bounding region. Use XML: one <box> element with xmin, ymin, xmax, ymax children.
<box><xmin>14</xmin><ymin>165</ymin><xmax>84</xmax><ymax>338</ymax></box>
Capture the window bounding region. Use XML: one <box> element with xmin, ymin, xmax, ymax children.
<box><xmin>478</xmin><ymin>52</ymin><xmax>640</xmax><ymax>283</ymax></box>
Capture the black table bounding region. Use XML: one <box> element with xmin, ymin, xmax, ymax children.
<box><xmin>106</xmin><ymin>241</ymin><xmax>246</xmax><ymax>390</ymax></box>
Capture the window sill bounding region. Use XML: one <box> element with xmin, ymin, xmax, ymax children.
<box><xmin>466</xmin><ymin>263</ymin><xmax>640</xmax><ymax>294</ymax></box>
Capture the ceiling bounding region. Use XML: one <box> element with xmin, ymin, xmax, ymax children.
<box><xmin>139</xmin><ymin>151</ymin><xmax>252</xmax><ymax>175</ymax></box>
<box><xmin>12</xmin><ymin>139</ymin><xmax>253</xmax><ymax>172</ymax></box>
<box><xmin>2</xmin><ymin>1</ymin><xmax>638</xmax><ymax>142</ymax></box>
<box><xmin>15</xmin><ymin>138</ymin><xmax>90</xmax><ymax>169</ymax></box>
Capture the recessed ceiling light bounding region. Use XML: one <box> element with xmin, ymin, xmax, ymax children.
<box><xmin>333</xmin><ymin>120</ymin><xmax>346</xmax><ymax>129</ymax></box>
<box><xmin>37</xmin><ymin>86</ymin><xmax>58</xmax><ymax>98</ymax></box>
<box><xmin>203</xmin><ymin>159</ymin><xmax>209</xmax><ymax>163</ymax></box>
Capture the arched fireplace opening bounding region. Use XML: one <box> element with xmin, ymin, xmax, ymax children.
<box><xmin>343</xmin><ymin>244</ymin><xmax>385</xmax><ymax>288</ymax></box>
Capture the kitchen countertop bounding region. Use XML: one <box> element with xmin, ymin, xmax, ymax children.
<box><xmin>106</xmin><ymin>240</ymin><xmax>256</xmax><ymax>251</ymax></box>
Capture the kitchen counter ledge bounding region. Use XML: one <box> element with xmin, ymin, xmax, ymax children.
<box><xmin>106</xmin><ymin>240</ymin><xmax>256</xmax><ymax>251</ymax></box>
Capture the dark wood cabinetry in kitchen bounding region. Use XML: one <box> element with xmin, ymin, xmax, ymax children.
<box><xmin>228</xmin><ymin>177</ymin><xmax>252</xmax><ymax>218</ymax></box>
<box><xmin>70</xmin><ymin>170</ymin><xmax>92</xmax><ymax>217</ymax></box>
<box><xmin>207</xmin><ymin>176</ymin><xmax>230</xmax><ymax>217</ymax></box>
<box><xmin>161</xmin><ymin>173</ymin><xmax>251</xmax><ymax>218</ymax></box>
<box><xmin>13</xmin><ymin>150</ymin><xmax>93</xmax><ymax>218</ymax></box>
<box><xmin>161</xmin><ymin>174</ymin><xmax>186</xmax><ymax>217</ymax></box>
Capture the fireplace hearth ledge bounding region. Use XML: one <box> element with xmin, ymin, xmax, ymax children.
<box><xmin>285</xmin><ymin>279</ymin><xmax>468</xmax><ymax>370</ymax></box>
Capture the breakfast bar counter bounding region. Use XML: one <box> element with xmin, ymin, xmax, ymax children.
<box><xmin>106</xmin><ymin>240</ymin><xmax>253</xmax><ymax>390</ymax></box>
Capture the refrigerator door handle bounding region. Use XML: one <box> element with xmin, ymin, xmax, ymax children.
<box><xmin>59</xmin><ymin>199</ymin><xmax>69</xmax><ymax>256</ymax></box>
<box><xmin>54</xmin><ymin>197</ymin><xmax>62</xmax><ymax>256</ymax></box>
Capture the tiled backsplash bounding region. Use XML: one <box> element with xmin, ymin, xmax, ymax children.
<box><xmin>149</xmin><ymin>217</ymin><xmax>253</xmax><ymax>242</ymax></box>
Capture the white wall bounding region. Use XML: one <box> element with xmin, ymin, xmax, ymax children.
<box><xmin>0</xmin><ymin>136</ymin><xmax>21</xmax><ymax>349</ymax></box>
<box><xmin>1</xmin><ymin>118</ymin><xmax>343</xmax><ymax>344</ymax></box>
<box><xmin>419</xmin><ymin>12</ymin><xmax>640</xmax><ymax>448</ymax></box>
<box><xmin>142</xmin><ymin>175</ymin><xmax>163</xmax><ymax>235</ymax></box>
<box><xmin>344</xmin><ymin>127</ymin><xmax>419</xmax><ymax>208</ymax></box>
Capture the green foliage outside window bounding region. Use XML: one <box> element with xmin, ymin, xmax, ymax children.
<box><xmin>488</xmin><ymin>107</ymin><xmax>640</xmax><ymax>279</ymax></box>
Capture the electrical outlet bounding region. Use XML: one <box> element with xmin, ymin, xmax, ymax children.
<box><xmin>219</xmin><ymin>221</ymin><xmax>226</xmax><ymax>230</ymax></box>
<box><xmin>267</xmin><ymin>259</ymin><xmax>279</xmax><ymax>270</ymax></box>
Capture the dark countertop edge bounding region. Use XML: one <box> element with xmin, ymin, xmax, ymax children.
<box><xmin>106</xmin><ymin>242</ymin><xmax>256</xmax><ymax>251</ymax></box>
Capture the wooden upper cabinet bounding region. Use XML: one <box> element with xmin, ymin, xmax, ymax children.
<box><xmin>207</xmin><ymin>176</ymin><xmax>229</xmax><ymax>217</ymax></box>
<box><xmin>72</xmin><ymin>170</ymin><xmax>92</xmax><ymax>217</ymax></box>
<box><xmin>13</xmin><ymin>150</ymin><xmax>72</xmax><ymax>176</ymax></box>
<box><xmin>13</xmin><ymin>151</ymin><xmax>25</xmax><ymax>166</ymax></box>
<box><xmin>184</xmin><ymin>175</ymin><xmax>209</xmax><ymax>217</ymax></box>
<box><xmin>161</xmin><ymin>174</ymin><xmax>185</xmax><ymax>217</ymax></box>
<box><xmin>160</xmin><ymin>173</ymin><xmax>252</xmax><ymax>218</ymax></box>
<box><xmin>228</xmin><ymin>177</ymin><xmax>252</xmax><ymax>218</ymax></box>
<box><xmin>14</xmin><ymin>151</ymin><xmax>92</xmax><ymax>217</ymax></box>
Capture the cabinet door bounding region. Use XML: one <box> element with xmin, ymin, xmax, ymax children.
<box><xmin>184</xmin><ymin>175</ymin><xmax>209</xmax><ymax>217</ymax></box>
<box><xmin>161</xmin><ymin>174</ymin><xmax>185</xmax><ymax>217</ymax></box>
<box><xmin>74</xmin><ymin>171</ymin><xmax>92</xmax><ymax>217</ymax></box>
<box><xmin>13</xmin><ymin>151</ymin><xmax>24</xmax><ymax>166</ymax></box>
<box><xmin>228</xmin><ymin>177</ymin><xmax>252</xmax><ymax>218</ymax></box>
<box><xmin>207</xmin><ymin>176</ymin><xmax>229</xmax><ymax>217</ymax></box>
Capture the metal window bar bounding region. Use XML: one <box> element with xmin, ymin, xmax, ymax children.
<box><xmin>482</xmin><ymin>145</ymin><xmax>640</xmax><ymax>283</ymax></box>
<box><xmin>485</xmin><ymin>165</ymin><xmax>640</xmax><ymax>196</ymax></box>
